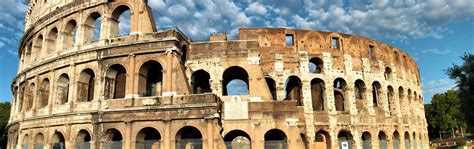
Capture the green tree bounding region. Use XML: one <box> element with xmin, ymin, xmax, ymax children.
<box><xmin>0</xmin><ymin>102</ymin><xmax>11</xmax><ymax>149</ymax></box>
<box><xmin>425</xmin><ymin>90</ymin><xmax>467</xmax><ymax>139</ymax></box>
<box><xmin>447</xmin><ymin>53</ymin><xmax>474</xmax><ymax>132</ymax></box>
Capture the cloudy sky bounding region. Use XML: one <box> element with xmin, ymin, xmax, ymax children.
<box><xmin>0</xmin><ymin>0</ymin><xmax>473</xmax><ymax>103</ymax></box>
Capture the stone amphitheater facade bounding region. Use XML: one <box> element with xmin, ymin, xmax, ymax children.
<box><xmin>6</xmin><ymin>0</ymin><xmax>429</xmax><ymax>149</ymax></box>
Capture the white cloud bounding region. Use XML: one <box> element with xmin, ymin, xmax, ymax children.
<box><xmin>7</xmin><ymin>49</ymin><xmax>18</xmax><ymax>56</ymax></box>
<box><xmin>168</xmin><ymin>4</ymin><xmax>189</xmax><ymax>17</ymax></box>
<box><xmin>423</xmin><ymin>78</ymin><xmax>457</xmax><ymax>99</ymax></box>
<box><xmin>245</xmin><ymin>2</ymin><xmax>268</xmax><ymax>16</ymax></box>
<box><xmin>0</xmin><ymin>42</ymin><xmax>5</xmax><ymax>48</ymax></box>
<box><xmin>421</xmin><ymin>48</ymin><xmax>452</xmax><ymax>54</ymax></box>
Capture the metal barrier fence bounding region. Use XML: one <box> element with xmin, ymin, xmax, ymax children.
<box><xmin>75</xmin><ymin>142</ymin><xmax>91</xmax><ymax>149</ymax></box>
<box><xmin>52</xmin><ymin>143</ymin><xmax>65</xmax><ymax>149</ymax></box>
<box><xmin>136</xmin><ymin>140</ymin><xmax>160</xmax><ymax>149</ymax></box>
<box><xmin>34</xmin><ymin>144</ymin><xmax>44</xmax><ymax>149</ymax></box>
<box><xmin>393</xmin><ymin>140</ymin><xmax>400</xmax><ymax>149</ymax></box>
<box><xmin>224</xmin><ymin>141</ymin><xmax>251</xmax><ymax>149</ymax></box>
<box><xmin>176</xmin><ymin>139</ymin><xmax>202</xmax><ymax>149</ymax></box>
<box><xmin>264</xmin><ymin>140</ymin><xmax>288</xmax><ymax>149</ymax></box>
<box><xmin>102</xmin><ymin>141</ymin><xmax>122</xmax><ymax>149</ymax></box>
<box><xmin>338</xmin><ymin>141</ymin><xmax>352</xmax><ymax>149</ymax></box>
<box><xmin>414</xmin><ymin>140</ymin><xmax>418</xmax><ymax>149</ymax></box>
<box><xmin>379</xmin><ymin>140</ymin><xmax>388</xmax><ymax>149</ymax></box>
<box><xmin>362</xmin><ymin>140</ymin><xmax>372</xmax><ymax>149</ymax></box>
<box><xmin>404</xmin><ymin>140</ymin><xmax>410</xmax><ymax>149</ymax></box>
<box><xmin>21</xmin><ymin>144</ymin><xmax>28</xmax><ymax>149</ymax></box>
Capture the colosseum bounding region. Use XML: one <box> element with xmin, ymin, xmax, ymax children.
<box><xmin>6</xmin><ymin>0</ymin><xmax>429</xmax><ymax>149</ymax></box>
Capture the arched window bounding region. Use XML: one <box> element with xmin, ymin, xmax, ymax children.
<box><xmin>25</xmin><ymin>42</ymin><xmax>33</xmax><ymax>64</ymax></box>
<box><xmin>138</xmin><ymin>61</ymin><xmax>163</xmax><ymax>97</ymax></box>
<box><xmin>77</xmin><ymin>69</ymin><xmax>95</xmax><ymax>102</ymax></box>
<box><xmin>191</xmin><ymin>70</ymin><xmax>211</xmax><ymax>94</ymax></box>
<box><xmin>361</xmin><ymin>132</ymin><xmax>371</xmax><ymax>149</ymax></box>
<box><xmin>51</xmin><ymin>131</ymin><xmax>66</xmax><ymax>149</ymax></box>
<box><xmin>413</xmin><ymin>132</ymin><xmax>417</xmax><ymax>149</ymax></box>
<box><xmin>265</xmin><ymin>77</ymin><xmax>277</xmax><ymax>100</ymax></box>
<box><xmin>64</xmin><ymin>20</ymin><xmax>78</xmax><ymax>48</ymax></box>
<box><xmin>46</xmin><ymin>28</ymin><xmax>58</xmax><ymax>53</ymax></box>
<box><xmin>25</xmin><ymin>83</ymin><xmax>35</xmax><ymax>110</ymax></box>
<box><xmin>181</xmin><ymin>45</ymin><xmax>187</xmax><ymax>63</ymax></box>
<box><xmin>136</xmin><ymin>127</ymin><xmax>161</xmax><ymax>149</ymax></box>
<box><xmin>372</xmin><ymin>81</ymin><xmax>382</xmax><ymax>107</ymax></box>
<box><xmin>387</xmin><ymin>86</ymin><xmax>395</xmax><ymax>115</ymax></box>
<box><xmin>111</xmin><ymin>5</ymin><xmax>131</xmax><ymax>37</ymax></box>
<box><xmin>311</xmin><ymin>78</ymin><xmax>325</xmax><ymax>111</ymax></box>
<box><xmin>315</xmin><ymin>130</ymin><xmax>331</xmax><ymax>149</ymax></box>
<box><xmin>105</xmin><ymin>64</ymin><xmax>127</xmax><ymax>99</ymax></box>
<box><xmin>407</xmin><ymin>89</ymin><xmax>412</xmax><ymax>102</ymax></box>
<box><xmin>264</xmin><ymin>129</ymin><xmax>287</xmax><ymax>149</ymax></box>
<box><xmin>34</xmin><ymin>133</ymin><xmax>45</xmax><ymax>149</ymax></box>
<box><xmin>18</xmin><ymin>84</ymin><xmax>25</xmax><ymax>112</ymax></box>
<box><xmin>285</xmin><ymin>76</ymin><xmax>302</xmax><ymax>106</ymax></box>
<box><xmin>337</xmin><ymin>131</ymin><xmax>353</xmax><ymax>149</ymax></box>
<box><xmin>103</xmin><ymin>129</ymin><xmax>122</xmax><ymax>149</ymax></box>
<box><xmin>176</xmin><ymin>126</ymin><xmax>202</xmax><ymax>149</ymax></box>
<box><xmin>354</xmin><ymin>79</ymin><xmax>366</xmax><ymax>100</ymax></box>
<box><xmin>76</xmin><ymin>130</ymin><xmax>91</xmax><ymax>149</ymax></box>
<box><xmin>384</xmin><ymin>67</ymin><xmax>392</xmax><ymax>80</ymax></box>
<box><xmin>22</xmin><ymin>134</ymin><xmax>29</xmax><ymax>149</ymax></box>
<box><xmin>56</xmin><ymin>74</ymin><xmax>70</xmax><ymax>104</ymax></box>
<box><xmin>309</xmin><ymin>57</ymin><xmax>323</xmax><ymax>73</ymax></box>
<box><xmin>334</xmin><ymin>78</ymin><xmax>347</xmax><ymax>111</ymax></box>
<box><xmin>393</xmin><ymin>131</ymin><xmax>400</xmax><ymax>149</ymax></box>
<box><xmin>84</xmin><ymin>12</ymin><xmax>102</xmax><ymax>43</ymax></box>
<box><xmin>224</xmin><ymin>130</ymin><xmax>251</xmax><ymax>149</ymax></box>
<box><xmin>38</xmin><ymin>79</ymin><xmax>50</xmax><ymax>108</ymax></box>
<box><xmin>34</xmin><ymin>35</ymin><xmax>43</xmax><ymax>60</ymax></box>
<box><xmin>404</xmin><ymin>132</ymin><xmax>410</xmax><ymax>149</ymax></box>
<box><xmin>379</xmin><ymin>131</ymin><xmax>388</xmax><ymax>149</ymax></box>
<box><xmin>222</xmin><ymin>66</ymin><xmax>249</xmax><ymax>96</ymax></box>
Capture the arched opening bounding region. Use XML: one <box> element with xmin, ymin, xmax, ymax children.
<box><xmin>378</xmin><ymin>131</ymin><xmax>387</xmax><ymax>149</ymax></box>
<box><xmin>309</xmin><ymin>57</ymin><xmax>323</xmax><ymax>73</ymax></box>
<box><xmin>311</xmin><ymin>78</ymin><xmax>325</xmax><ymax>111</ymax></box>
<box><xmin>387</xmin><ymin>86</ymin><xmax>395</xmax><ymax>116</ymax></box>
<box><xmin>18</xmin><ymin>84</ymin><xmax>25</xmax><ymax>112</ymax></box>
<box><xmin>265</xmin><ymin>77</ymin><xmax>277</xmax><ymax>100</ymax></box>
<box><xmin>393</xmin><ymin>131</ymin><xmax>400</xmax><ymax>149</ymax></box>
<box><xmin>34</xmin><ymin>35</ymin><xmax>43</xmax><ymax>60</ymax></box>
<box><xmin>105</xmin><ymin>64</ymin><xmax>127</xmax><ymax>99</ymax></box>
<box><xmin>222</xmin><ymin>66</ymin><xmax>249</xmax><ymax>96</ymax></box>
<box><xmin>46</xmin><ymin>28</ymin><xmax>58</xmax><ymax>53</ymax></box>
<box><xmin>136</xmin><ymin>127</ymin><xmax>161</xmax><ymax>149</ymax></box>
<box><xmin>404</xmin><ymin>132</ymin><xmax>410</xmax><ymax>149</ymax></box>
<box><xmin>111</xmin><ymin>5</ymin><xmax>131</xmax><ymax>37</ymax></box>
<box><xmin>175</xmin><ymin>126</ymin><xmax>203</xmax><ymax>149</ymax></box>
<box><xmin>361</xmin><ymin>132</ymin><xmax>371</xmax><ymax>149</ymax></box>
<box><xmin>300</xmin><ymin>133</ymin><xmax>309</xmax><ymax>149</ymax></box>
<box><xmin>413</xmin><ymin>132</ymin><xmax>417</xmax><ymax>149</ymax></box>
<box><xmin>371</xmin><ymin>81</ymin><xmax>382</xmax><ymax>107</ymax></box>
<box><xmin>103</xmin><ymin>128</ymin><xmax>123</xmax><ymax>149</ymax></box>
<box><xmin>224</xmin><ymin>130</ymin><xmax>251</xmax><ymax>149</ymax></box>
<box><xmin>51</xmin><ymin>131</ymin><xmax>66</xmax><ymax>149</ymax></box>
<box><xmin>354</xmin><ymin>79</ymin><xmax>366</xmax><ymax>100</ymax></box>
<box><xmin>191</xmin><ymin>70</ymin><xmax>211</xmax><ymax>94</ymax></box>
<box><xmin>56</xmin><ymin>74</ymin><xmax>70</xmax><ymax>105</ymax></box>
<box><xmin>384</xmin><ymin>67</ymin><xmax>392</xmax><ymax>80</ymax></box>
<box><xmin>314</xmin><ymin>130</ymin><xmax>330</xmax><ymax>149</ymax></box>
<box><xmin>34</xmin><ymin>133</ymin><xmax>45</xmax><ymax>149</ymax></box>
<box><xmin>337</xmin><ymin>131</ymin><xmax>353</xmax><ymax>149</ymax></box>
<box><xmin>64</xmin><ymin>20</ymin><xmax>78</xmax><ymax>48</ymax></box>
<box><xmin>77</xmin><ymin>69</ymin><xmax>95</xmax><ymax>102</ymax></box>
<box><xmin>38</xmin><ymin>79</ymin><xmax>50</xmax><ymax>108</ymax></box>
<box><xmin>334</xmin><ymin>78</ymin><xmax>347</xmax><ymax>111</ymax></box>
<box><xmin>407</xmin><ymin>89</ymin><xmax>412</xmax><ymax>102</ymax></box>
<box><xmin>264</xmin><ymin>129</ymin><xmax>287</xmax><ymax>149</ymax></box>
<box><xmin>138</xmin><ymin>61</ymin><xmax>163</xmax><ymax>97</ymax></box>
<box><xmin>76</xmin><ymin>130</ymin><xmax>91</xmax><ymax>149</ymax></box>
<box><xmin>25</xmin><ymin>42</ymin><xmax>33</xmax><ymax>64</ymax></box>
<box><xmin>398</xmin><ymin>87</ymin><xmax>405</xmax><ymax>114</ymax></box>
<box><xmin>181</xmin><ymin>46</ymin><xmax>187</xmax><ymax>63</ymax></box>
<box><xmin>25</xmin><ymin>83</ymin><xmax>35</xmax><ymax>110</ymax></box>
<box><xmin>84</xmin><ymin>12</ymin><xmax>102</xmax><ymax>43</ymax></box>
<box><xmin>285</xmin><ymin>76</ymin><xmax>302</xmax><ymax>106</ymax></box>
<box><xmin>22</xmin><ymin>134</ymin><xmax>29</xmax><ymax>149</ymax></box>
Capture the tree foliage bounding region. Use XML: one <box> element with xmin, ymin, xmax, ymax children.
<box><xmin>425</xmin><ymin>90</ymin><xmax>467</xmax><ymax>139</ymax></box>
<box><xmin>447</xmin><ymin>53</ymin><xmax>474</xmax><ymax>132</ymax></box>
<box><xmin>0</xmin><ymin>102</ymin><xmax>11</xmax><ymax>149</ymax></box>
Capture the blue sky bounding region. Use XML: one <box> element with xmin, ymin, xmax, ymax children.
<box><xmin>0</xmin><ymin>0</ymin><xmax>473</xmax><ymax>103</ymax></box>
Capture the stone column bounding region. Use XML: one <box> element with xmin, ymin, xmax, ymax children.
<box><xmin>124</xmin><ymin>122</ymin><xmax>132</xmax><ymax>149</ymax></box>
